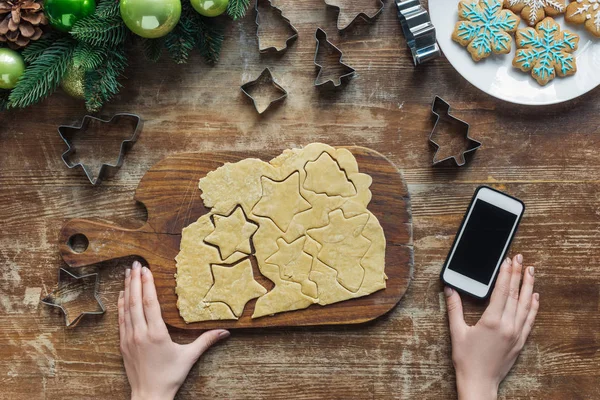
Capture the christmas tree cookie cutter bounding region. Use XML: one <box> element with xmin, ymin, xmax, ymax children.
<box><xmin>58</xmin><ymin>113</ymin><xmax>143</xmax><ymax>185</ymax></box>
<box><xmin>314</xmin><ymin>28</ymin><xmax>356</xmax><ymax>88</ymax></box>
<box><xmin>324</xmin><ymin>0</ymin><xmax>385</xmax><ymax>31</ymax></box>
<box><xmin>430</xmin><ymin>96</ymin><xmax>481</xmax><ymax>167</ymax></box>
<box><xmin>396</xmin><ymin>0</ymin><xmax>441</xmax><ymax>65</ymax></box>
<box><xmin>255</xmin><ymin>0</ymin><xmax>298</xmax><ymax>53</ymax></box>
<box><xmin>241</xmin><ymin>68</ymin><xmax>288</xmax><ymax>114</ymax></box>
<box><xmin>41</xmin><ymin>268</ymin><xmax>106</xmax><ymax>328</ymax></box>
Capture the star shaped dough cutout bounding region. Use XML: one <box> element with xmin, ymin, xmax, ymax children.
<box><xmin>205</xmin><ymin>207</ymin><xmax>259</xmax><ymax>260</ymax></box>
<box><xmin>252</xmin><ymin>171</ymin><xmax>312</xmax><ymax>232</ymax></box>
<box><xmin>307</xmin><ymin>209</ymin><xmax>371</xmax><ymax>293</ymax></box>
<box><xmin>266</xmin><ymin>236</ymin><xmax>318</xmax><ymax>298</ymax></box>
<box><xmin>204</xmin><ymin>259</ymin><xmax>268</xmax><ymax>317</ymax></box>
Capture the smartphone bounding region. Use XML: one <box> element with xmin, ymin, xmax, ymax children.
<box><xmin>440</xmin><ymin>186</ymin><xmax>525</xmax><ymax>299</ymax></box>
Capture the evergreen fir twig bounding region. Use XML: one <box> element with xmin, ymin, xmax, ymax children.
<box><xmin>8</xmin><ymin>37</ymin><xmax>77</xmax><ymax>109</ymax></box>
<box><xmin>84</xmin><ymin>45</ymin><xmax>128</xmax><ymax>112</ymax></box>
<box><xmin>95</xmin><ymin>0</ymin><xmax>121</xmax><ymax>17</ymax></box>
<box><xmin>73</xmin><ymin>42</ymin><xmax>107</xmax><ymax>71</ymax></box>
<box><xmin>71</xmin><ymin>15</ymin><xmax>128</xmax><ymax>48</ymax></box>
<box><xmin>143</xmin><ymin>38</ymin><xmax>164</xmax><ymax>63</ymax></box>
<box><xmin>197</xmin><ymin>16</ymin><xmax>225</xmax><ymax>64</ymax></box>
<box><xmin>165</xmin><ymin>12</ymin><xmax>198</xmax><ymax>64</ymax></box>
<box><xmin>0</xmin><ymin>89</ymin><xmax>9</xmax><ymax>111</ymax></box>
<box><xmin>227</xmin><ymin>0</ymin><xmax>251</xmax><ymax>20</ymax></box>
<box><xmin>21</xmin><ymin>32</ymin><xmax>62</xmax><ymax>63</ymax></box>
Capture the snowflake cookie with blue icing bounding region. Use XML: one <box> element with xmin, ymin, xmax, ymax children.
<box><xmin>565</xmin><ymin>0</ymin><xmax>600</xmax><ymax>37</ymax></box>
<box><xmin>513</xmin><ymin>17</ymin><xmax>579</xmax><ymax>85</ymax></box>
<box><xmin>504</xmin><ymin>0</ymin><xmax>566</xmax><ymax>26</ymax></box>
<box><xmin>452</xmin><ymin>0</ymin><xmax>521</xmax><ymax>61</ymax></box>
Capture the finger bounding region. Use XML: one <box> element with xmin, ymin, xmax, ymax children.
<box><xmin>117</xmin><ymin>291</ymin><xmax>126</xmax><ymax>347</ymax></box>
<box><xmin>141</xmin><ymin>266</ymin><xmax>167</xmax><ymax>332</ymax></box>
<box><xmin>503</xmin><ymin>254</ymin><xmax>523</xmax><ymax>319</ymax></box>
<box><xmin>123</xmin><ymin>268</ymin><xmax>132</xmax><ymax>333</ymax></box>
<box><xmin>129</xmin><ymin>260</ymin><xmax>147</xmax><ymax>332</ymax></box>
<box><xmin>520</xmin><ymin>293</ymin><xmax>539</xmax><ymax>343</ymax></box>
<box><xmin>515</xmin><ymin>266</ymin><xmax>535</xmax><ymax>330</ymax></box>
<box><xmin>444</xmin><ymin>287</ymin><xmax>466</xmax><ymax>335</ymax></box>
<box><xmin>483</xmin><ymin>257</ymin><xmax>513</xmax><ymax>319</ymax></box>
<box><xmin>186</xmin><ymin>330</ymin><xmax>230</xmax><ymax>362</ymax></box>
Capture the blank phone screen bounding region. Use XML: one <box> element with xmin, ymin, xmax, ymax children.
<box><xmin>448</xmin><ymin>199</ymin><xmax>518</xmax><ymax>285</ymax></box>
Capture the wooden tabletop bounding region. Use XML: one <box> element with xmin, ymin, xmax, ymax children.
<box><xmin>1</xmin><ymin>1</ymin><xmax>599</xmax><ymax>398</ymax></box>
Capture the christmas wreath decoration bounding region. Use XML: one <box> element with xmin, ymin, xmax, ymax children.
<box><xmin>0</xmin><ymin>0</ymin><xmax>250</xmax><ymax>112</ymax></box>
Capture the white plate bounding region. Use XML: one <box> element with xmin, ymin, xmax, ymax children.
<box><xmin>429</xmin><ymin>1</ymin><xmax>600</xmax><ymax>105</ymax></box>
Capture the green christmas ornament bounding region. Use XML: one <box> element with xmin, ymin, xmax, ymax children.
<box><xmin>120</xmin><ymin>0</ymin><xmax>182</xmax><ymax>39</ymax></box>
<box><xmin>0</xmin><ymin>48</ymin><xmax>25</xmax><ymax>90</ymax></box>
<box><xmin>191</xmin><ymin>0</ymin><xmax>229</xmax><ymax>17</ymax></box>
<box><xmin>44</xmin><ymin>0</ymin><xmax>97</xmax><ymax>32</ymax></box>
<box><xmin>60</xmin><ymin>64</ymin><xmax>85</xmax><ymax>99</ymax></box>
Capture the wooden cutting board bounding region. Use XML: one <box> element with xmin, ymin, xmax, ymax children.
<box><xmin>59</xmin><ymin>147</ymin><xmax>413</xmax><ymax>329</ymax></box>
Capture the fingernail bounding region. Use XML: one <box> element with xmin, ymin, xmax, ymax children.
<box><xmin>528</xmin><ymin>266</ymin><xmax>535</xmax><ymax>276</ymax></box>
<box><xmin>141</xmin><ymin>266</ymin><xmax>148</xmax><ymax>275</ymax></box>
<box><xmin>505</xmin><ymin>257</ymin><xmax>512</xmax><ymax>265</ymax></box>
<box><xmin>119</xmin><ymin>291</ymin><xmax>124</xmax><ymax>299</ymax></box>
<box><xmin>534</xmin><ymin>293</ymin><xmax>539</xmax><ymax>301</ymax></box>
<box><xmin>219</xmin><ymin>330</ymin><xmax>231</xmax><ymax>339</ymax></box>
<box><xmin>125</xmin><ymin>269</ymin><xmax>131</xmax><ymax>278</ymax></box>
<box><xmin>133</xmin><ymin>261</ymin><xmax>141</xmax><ymax>269</ymax></box>
<box><xmin>517</xmin><ymin>254</ymin><xmax>523</xmax><ymax>264</ymax></box>
<box><xmin>444</xmin><ymin>286</ymin><xmax>453</xmax><ymax>297</ymax></box>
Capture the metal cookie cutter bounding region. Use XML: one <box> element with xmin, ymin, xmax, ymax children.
<box><xmin>41</xmin><ymin>268</ymin><xmax>106</xmax><ymax>328</ymax></box>
<box><xmin>58</xmin><ymin>113</ymin><xmax>142</xmax><ymax>185</ymax></box>
<box><xmin>241</xmin><ymin>68</ymin><xmax>288</xmax><ymax>114</ymax></box>
<box><xmin>314</xmin><ymin>28</ymin><xmax>356</xmax><ymax>88</ymax></box>
<box><xmin>324</xmin><ymin>0</ymin><xmax>384</xmax><ymax>31</ymax></box>
<box><xmin>430</xmin><ymin>96</ymin><xmax>481</xmax><ymax>167</ymax></box>
<box><xmin>255</xmin><ymin>0</ymin><xmax>298</xmax><ymax>53</ymax></box>
<box><xmin>396</xmin><ymin>0</ymin><xmax>441</xmax><ymax>65</ymax></box>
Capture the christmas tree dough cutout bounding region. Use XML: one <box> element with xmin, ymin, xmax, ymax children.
<box><xmin>175</xmin><ymin>143</ymin><xmax>387</xmax><ymax>323</ymax></box>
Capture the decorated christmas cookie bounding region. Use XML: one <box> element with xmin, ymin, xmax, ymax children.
<box><xmin>565</xmin><ymin>0</ymin><xmax>600</xmax><ymax>37</ymax></box>
<box><xmin>452</xmin><ymin>0</ymin><xmax>521</xmax><ymax>61</ymax></box>
<box><xmin>513</xmin><ymin>17</ymin><xmax>579</xmax><ymax>85</ymax></box>
<box><xmin>504</xmin><ymin>0</ymin><xmax>567</xmax><ymax>26</ymax></box>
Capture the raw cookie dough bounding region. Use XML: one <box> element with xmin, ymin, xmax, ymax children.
<box><xmin>175</xmin><ymin>143</ymin><xmax>387</xmax><ymax>323</ymax></box>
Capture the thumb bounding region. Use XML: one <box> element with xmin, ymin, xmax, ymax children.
<box><xmin>444</xmin><ymin>287</ymin><xmax>466</xmax><ymax>335</ymax></box>
<box><xmin>186</xmin><ymin>329</ymin><xmax>230</xmax><ymax>361</ymax></box>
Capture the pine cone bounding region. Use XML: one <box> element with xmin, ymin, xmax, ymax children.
<box><xmin>0</xmin><ymin>0</ymin><xmax>47</xmax><ymax>49</ymax></box>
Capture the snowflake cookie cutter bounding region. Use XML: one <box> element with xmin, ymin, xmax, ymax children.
<box><xmin>396</xmin><ymin>0</ymin><xmax>441</xmax><ymax>65</ymax></box>
<box><xmin>241</xmin><ymin>68</ymin><xmax>288</xmax><ymax>114</ymax></box>
<box><xmin>58</xmin><ymin>113</ymin><xmax>143</xmax><ymax>185</ymax></box>
<box><xmin>255</xmin><ymin>0</ymin><xmax>298</xmax><ymax>53</ymax></box>
<box><xmin>314</xmin><ymin>28</ymin><xmax>356</xmax><ymax>88</ymax></box>
<box><xmin>41</xmin><ymin>268</ymin><xmax>106</xmax><ymax>328</ymax></box>
<box><xmin>324</xmin><ymin>0</ymin><xmax>385</xmax><ymax>31</ymax></box>
<box><xmin>430</xmin><ymin>96</ymin><xmax>481</xmax><ymax>167</ymax></box>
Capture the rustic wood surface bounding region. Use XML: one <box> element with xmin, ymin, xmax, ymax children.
<box><xmin>1</xmin><ymin>0</ymin><xmax>599</xmax><ymax>398</ymax></box>
<box><xmin>58</xmin><ymin>148</ymin><xmax>413</xmax><ymax>330</ymax></box>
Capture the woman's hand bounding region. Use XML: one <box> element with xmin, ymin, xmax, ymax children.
<box><xmin>444</xmin><ymin>254</ymin><xmax>540</xmax><ymax>400</ymax></box>
<box><xmin>118</xmin><ymin>261</ymin><xmax>230</xmax><ymax>400</ymax></box>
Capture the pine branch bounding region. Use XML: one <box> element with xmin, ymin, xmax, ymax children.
<box><xmin>21</xmin><ymin>32</ymin><xmax>63</xmax><ymax>63</ymax></box>
<box><xmin>227</xmin><ymin>0</ymin><xmax>251</xmax><ymax>20</ymax></box>
<box><xmin>73</xmin><ymin>42</ymin><xmax>107</xmax><ymax>71</ymax></box>
<box><xmin>142</xmin><ymin>38</ymin><xmax>164</xmax><ymax>62</ymax></box>
<box><xmin>8</xmin><ymin>37</ymin><xmax>76</xmax><ymax>109</ymax></box>
<box><xmin>165</xmin><ymin>8</ymin><xmax>198</xmax><ymax>64</ymax></box>
<box><xmin>0</xmin><ymin>89</ymin><xmax>9</xmax><ymax>111</ymax></box>
<box><xmin>71</xmin><ymin>15</ymin><xmax>128</xmax><ymax>48</ymax></box>
<box><xmin>196</xmin><ymin>16</ymin><xmax>224</xmax><ymax>64</ymax></box>
<box><xmin>95</xmin><ymin>0</ymin><xmax>121</xmax><ymax>17</ymax></box>
<box><xmin>84</xmin><ymin>45</ymin><xmax>128</xmax><ymax>112</ymax></box>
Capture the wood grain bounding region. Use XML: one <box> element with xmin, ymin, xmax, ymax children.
<box><xmin>58</xmin><ymin>147</ymin><xmax>413</xmax><ymax>329</ymax></box>
<box><xmin>0</xmin><ymin>0</ymin><xmax>599</xmax><ymax>398</ymax></box>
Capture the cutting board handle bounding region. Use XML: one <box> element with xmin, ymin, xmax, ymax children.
<box><xmin>59</xmin><ymin>219</ymin><xmax>150</xmax><ymax>268</ymax></box>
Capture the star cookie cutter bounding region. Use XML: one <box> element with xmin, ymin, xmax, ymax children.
<box><xmin>396</xmin><ymin>0</ymin><xmax>441</xmax><ymax>65</ymax></box>
<box><xmin>41</xmin><ymin>268</ymin><xmax>106</xmax><ymax>328</ymax></box>
<box><xmin>58</xmin><ymin>113</ymin><xmax>143</xmax><ymax>185</ymax></box>
<box><xmin>255</xmin><ymin>0</ymin><xmax>298</xmax><ymax>53</ymax></box>
<box><xmin>314</xmin><ymin>28</ymin><xmax>356</xmax><ymax>88</ymax></box>
<box><xmin>241</xmin><ymin>68</ymin><xmax>288</xmax><ymax>114</ymax></box>
<box><xmin>324</xmin><ymin>0</ymin><xmax>384</xmax><ymax>31</ymax></box>
<box><xmin>430</xmin><ymin>96</ymin><xmax>481</xmax><ymax>167</ymax></box>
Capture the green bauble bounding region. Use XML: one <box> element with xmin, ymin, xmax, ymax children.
<box><xmin>60</xmin><ymin>64</ymin><xmax>85</xmax><ymax>99</ymax></box>
<box><xmin>191</xmin><ymin>0</ymin><xmax>229</xmax><ymax>17</ymax></box>
<box><xmin>120</xmin><ymin>0</ymin><xmax>181</xmax><ymax>39</ymax></box>
<box><xmin>44</xmin><ymin>0</ymin><xmax>97</xmax><ymax>32</ymax></box>
<box><xmin>0</xmin><ymin>48</ymin><xmax>25</xmax><ymax>90</ymax></box>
